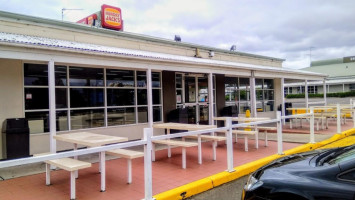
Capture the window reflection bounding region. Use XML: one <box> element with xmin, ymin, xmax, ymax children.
<box><xmin>70</xmin><ymin>109</ymin><xmax>104</xmax><ymax>130</ymax></box>
<box><xmin>55</xmin><ymin>66</ymin><xmax>67</xmax><ymax>86</ymax></box>
<box><xmin>24</xmin><ymin>64</ymin><xmax>48</xmax><ymax>86</ymax></box>
<box><xmin>25</xmin><ymin>111</ymin><xmax>49</xmax><ymax>134</ymax></box>
<box><xmin>137</xmin><ymin>71</ymin><xmax>147</xmax><ymax>87</ymax></box>
<box><xmin>70</xmin><ymin>88</ymin><xmax>104</xmax><ymax>108</ymax></box>
<box><xmin>25</xmin><ymin>88</ymin><xmax>49</xmax><ymax>110</ymax></box>
<box><xmin>56</xmin><ymin>111</ymin><xmax>68</xmax><ymax>131</ymax></box>
<box><xmin>107</xmin><ymin>89</ymin><xmax>135</xmax><ymax>106</ymax></box>
<box><xmin>138</xmin><ymin>107</ymin><xmax>148</xmax><ymax>123</ymax></box>
<box><xmin>69</xmin><ymin>67</ymin><xmax>104</xmax><ymax>86</ymax></box>
<box><xmin>108</xmin><ymin>107</ymin><xmax>135</xmax><ymax>126</ymax></box>
<box><xmin>106</xmin><ymin>69</ymin><xmax>134</xmax><ymax>87</ymax></box>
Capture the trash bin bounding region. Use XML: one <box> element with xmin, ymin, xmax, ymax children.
<box><xmin>278</xmin><ymin>103</ymin><xmax>292</xmax><ymax>122</ymax></box>
<box><xmin>2</xmin><ymin>118</ymin><xmax>30</xmax><ymax>159</ymax></box>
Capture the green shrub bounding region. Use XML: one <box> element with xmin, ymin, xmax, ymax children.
<box><xmin>286</xmin><ymin>91</ymin><xmax>355</xmax><ymax>99</ymax></box>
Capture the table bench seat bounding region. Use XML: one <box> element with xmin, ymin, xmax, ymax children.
<box><xmin>153</xmin><ymin>139</ymin><xmax>198</xmax><ymax>147</ymax></box>
<box><xmin>152</xmin><ymin>139</ymin><xmax>198</xmax><ymax>169</ymax></box>
<box><xmin>107</xmin><ymin>149</ymin><xmax>144</xmax><ymax>184</ymax></box>
<box><xmin>184</xmin><ymin>135</ymin><xmax>227</xmax><ymax>141</ymax></box>
<box><xmin>35</xmin><ymin>153</ymin><xmax>91</xmax><ymax>200</ymax></box>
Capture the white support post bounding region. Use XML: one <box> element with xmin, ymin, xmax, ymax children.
<box><xmin>198</xmin><ymin>135</ymin><xmax>202</xmax><ymax>164</ymax></box>
<box><xmin>352</xmin><ymin>101</ymin><xmax>355</xmax><ymax>128</ymax></box>
<box><xmin>276</xmin><ymin>111</ymin><xmax>283</xmax><ymax>155</ymax></box>
<box><xmin>147</xmin><ymin>68</ymin><xmax>153</xmax><ymax>128</ymax></box>
<box><xmin>143</xmin><ymin>128</ymin><xmax>153</xmax><ymax>200</ymax></box>
<box><xmin>70</xmin><ymin>171</ymin><xmax>76</xmax><ymax>200</ymax></box>
<box><xmin>208</xmin><ymin>73</ymin><xmax>214</xmax><ymax>125</ymax></box>
<box><xmin>310</xmin><ymin>107</ymin><xmax>315</xmax><ymax>144</ymax></box>
<box><xmin>182</xmin><ymin>147</ymin><xmax>186</xmax><ymax>169</ymax></box>
<box><xmin>305</xmin><ymin>80</ymin><xmax>309</xmax><ymax>108</ymax></box>
<box><xmin>212</xmin><ymin>141</ymin><xmax>217</xmax><ymax>161</ymax></box>
<box><xmin>100</xmin><ymin>151</ymin><xmax>105</xmax><ymax>192</ymax></box>
<box><xmin>250</xmin><ymin>71</ymin><xmax>257</xmax><ymax>117</ymax></box>
<box><xmin>323</xmin><ymin>79</ymin><xmax>327</xmax><ymax>106</ymax></box>
<box><xmin>337</xmin><ymin>104</ymin><xmax>341</xmax><ymax>133</ymax></box>
<box><xmin>225</xmin><ymin>118</ymin><xmax>235</xmax><ymax>172</ymax></box>
<box><xmin>45</xmin><ymin>163</ymin><xmax>50</xmax><ymax>185</ymax></box>
<box><xmin>281</xmin><ymin>78</ymin><xmax>286</xmax><ymax>125</ymax></box>
<box><xmin>48</xmin><ymin>60</ymin><xmax>56</xmax><ymax>154</ymax></box>
<box><xmin>127</xmin><ymin>159</ymin><xmax>132</xmax><ymax>184</ymax></box>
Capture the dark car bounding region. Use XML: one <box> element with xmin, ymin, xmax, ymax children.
<box><xmin>242</xmin><ymin>145</ymin><xmax>355</xmax><ymax>200</ymax></box>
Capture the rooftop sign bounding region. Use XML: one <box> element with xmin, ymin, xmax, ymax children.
<box><xmin>101</xmin><ymin>5</ymin><xmax>122</xmax><ymax>30</ymax></box>
<box><xmin>76</xmin><ymin>4</ymin><xmax>123</xmax><ymax>31</ymax></box>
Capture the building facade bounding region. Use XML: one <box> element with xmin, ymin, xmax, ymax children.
<box><xmin>0</xmin><ymin>10</ymin><xmax>326</xmax><ymax>159</ymax></box>
<box><xmin>285</xmin><ymin>56</ymin><xmax>355</xmax><ymax>95</ymax></box>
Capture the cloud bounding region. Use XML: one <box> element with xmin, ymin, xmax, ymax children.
<box><xmin>1</xmin><ymin>0</ymin><xmax>355</xmax><ymax>69</ymax></box>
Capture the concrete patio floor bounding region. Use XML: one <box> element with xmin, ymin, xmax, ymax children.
<box><xmin>0</xmin><ymin>119</ymin><xmax>353</xmax><ymax>200</ymax></box>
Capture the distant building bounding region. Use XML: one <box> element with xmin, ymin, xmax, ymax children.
<box><xmin>285</xmin><ymin>56</ymin><xmax>355</xmax><ymax>95</ymax></box>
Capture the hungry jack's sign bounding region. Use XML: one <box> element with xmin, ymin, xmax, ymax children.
<box><xmin>76</xmin><ymin>4</ymin><xmax>123</xmax><ymax>31</ymax></box>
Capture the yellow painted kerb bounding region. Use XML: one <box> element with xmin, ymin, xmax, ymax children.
<box><xmin>154</xmin><ymin>128</ymin><xmax>355</xmax><ymax>200</ymax></box>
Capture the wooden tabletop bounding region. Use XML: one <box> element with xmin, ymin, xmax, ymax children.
<box><xmin>54</xmin><ymin>132</ymin><xmax>128</xmax><ymax>147</ymax></box>
<box><xmin>213</xmin><ymin>117</ymin><xmax>270</xmax><ymax>122</ymax></box>
<box><xmin>153</xmin><ymin>123</ymin><xmax>216</xmax><ymax>131</ymax></box>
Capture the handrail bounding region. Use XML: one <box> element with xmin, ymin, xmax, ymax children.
<box><xmin>0</xmin><ymin>140</ymin><xmax>146</xmax><ymax>169</ymax></box>
<box><xmin>0</xmin><ymin>111</ymin><xmax>320</xmax><ymax>200</ymax></box>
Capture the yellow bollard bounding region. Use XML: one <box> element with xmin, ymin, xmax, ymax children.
<box><xmin>245</xmin><ymin>110</ymin><xmax>251</xmax><ymax>131</ymax></box>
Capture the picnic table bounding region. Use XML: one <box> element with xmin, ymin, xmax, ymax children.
<box><xmin>54</xmin><ymin>132</ymin><xmax>128</xmax><ymax>192</ymax></box>
<box><xmin>152</xmin><ymin>123</ymin><xmax>217</xmax><ymax>168</ymax></box>
<box><xmin>214</xmin><ymin>117</ymin><xmax>273</xmax><ymax>151</ymax></box>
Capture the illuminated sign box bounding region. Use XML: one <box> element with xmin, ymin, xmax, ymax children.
<box><xmin>76</xmin><ymin>4</ymin><xmax>123</xmax><ymax>31</ymax></box>
<box><xmin>101</xmin><ymin>4</ymin><xmax>122</xmax><ymax>30</ymax></box>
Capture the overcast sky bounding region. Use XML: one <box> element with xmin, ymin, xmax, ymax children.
<box><xmin>1</xmin><ymin>0</ymin><xmax>355</xmax><ymax>69</ymax></box>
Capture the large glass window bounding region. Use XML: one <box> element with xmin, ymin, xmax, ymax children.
<box><xmin>225</xmin><ymin>77</ymin><xmax>274</xmax><ymax>113</ymax></box>
<box><xmin>24</xmin><ymin>64</ymin><xmax>162</xmax><ymax>134</ymax></box>
<box><xmin>24</xmin><ymin>64</ymin><xmax>48</xmax><ymax>86</ymax></box>
<box><xmin>69</xmin><ymin>67</ymin><xmax>104</xmax><ymax>86</ymax></box>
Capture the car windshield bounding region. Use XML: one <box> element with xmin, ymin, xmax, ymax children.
<box><xmin>327</xmin><ymin>148</ymin><xmax>355</xmax><ymax>165</ymax></box>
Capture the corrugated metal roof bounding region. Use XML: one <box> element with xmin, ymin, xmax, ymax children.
<box><xmin>0</xmin><ymin>32</ymin><xmax>326</xmax><ymax>78</ymax></box>
<box><xmin>0</xmin><ymin>10</ymin><xmax>284</xmax><ymax>62</ymax></box>
<box><xmin>302</xmin><ymin>62</ymin><xmax>355</xmax><ymax>78</ymax></box>
<box><xmin>285</xmin><ymin>78</ymin><xmax>355</xmax><ymax>87</ymax></box>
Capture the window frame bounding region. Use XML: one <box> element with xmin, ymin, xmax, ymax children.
<box><xmin>23</xmin><ymin>63</ymin><xmax>163</xmax><ymax>134</ymax></box>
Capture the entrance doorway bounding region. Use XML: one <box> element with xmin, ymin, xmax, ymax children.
<box><xmin>176</xmin><ymin>74</ymin><xmax>209</xmax><ymax>124</ymax></box>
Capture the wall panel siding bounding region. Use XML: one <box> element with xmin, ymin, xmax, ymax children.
<box><xmin>0</xmin><ymin>59</ymin><xmax>24</xmax><ymax>159</ymax></box>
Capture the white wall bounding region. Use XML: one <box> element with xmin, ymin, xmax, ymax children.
<box><xmin>0</xmin><ymin>59</ymin><xmax>24</xmax><ymax>159</ymax></box>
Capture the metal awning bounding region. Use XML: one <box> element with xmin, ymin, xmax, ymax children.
<box><xmin>0</xmin><ymin>32</ymin><xmax>327</xmax><ymax>80</ymax></box>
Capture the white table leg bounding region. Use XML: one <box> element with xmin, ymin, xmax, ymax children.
<box><xmin>127</xmin><ymin>159</ymin><xmax>132</xmax><ymax>184</ymax></box>
<box><xmin>167</xmin><ymin>129</ymin><xmax>171</xmax><ymax>158</ymax></box>
<box><xmin>198</xmin><ymin>135</ymin><xmax>202</xmax><ymax>164</ymax></box>
<box><xmin>212</xmin><ymin>140</ymin><xmax>217</xmax><ymax>161</ymax></box>
<box><xmin>100</xmin><ymin>151</ymin><xmax>105</xmax><ymax>192</ymax></box>
<box><xmin>255</xmin><ymin>131</ymin><xmax>259</xmax><ymax>149</ymax></box>
<box><xmin>264</xmin><ymin>131</ymin><xmax>268</xmax><ymax>147</ymax></box>
<box><xmin>152</xmin><ymin>143</ymin><xmax>156</xmax><ymax>162</ymax></box>
<box><xmin>182</xmin><ymin>147</ymin><xmax>186</xmax><ymax>169</ymax></box>
<box><xmin>70</xmin><ymin>171</ymin><xmax>76</xmax><ymax>200</ymax></box>
<box><xmin>244</xmin><ymin>136</ymin><xmax>248</xmax><ymax>151</ymax></box>
<box><xmin>99</xmin><ymin>152</ymin><xmax>101</xmax><ymax>173</ymax></box>
<box><xmin>74</xmin><ymin>143</ymin><xmax>78</xmax><ymax>178</ymax></box>
<box><xmin>290</xmin><ymin>119</ymin><xmax>293</xmax><ymax>129</ymax></box>
<box><xmin>45</xmin><ymin>163</ymin><xmax>51</xmax><ymax>185</ymax></box>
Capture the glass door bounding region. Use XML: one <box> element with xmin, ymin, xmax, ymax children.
<box><xmin>175</xmin><ymin>74</ymin><xmax>210</xmax><ymax>124</ymax></box>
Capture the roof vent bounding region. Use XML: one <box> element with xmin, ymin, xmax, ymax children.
<box><xmin>174</xmin><ymin>35</ymin><xmax>181</xmax><ymax>42</ymax></box>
